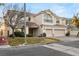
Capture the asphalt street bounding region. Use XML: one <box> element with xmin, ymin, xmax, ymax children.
<box><xmin>0</xmin><ymin>45</ymin><xmax>71</xmax><ymax>56</ymax></box>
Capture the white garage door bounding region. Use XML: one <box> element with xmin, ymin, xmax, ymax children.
<box><xmin>54</xmin><ymin>29</ymin><xmax>65</xmax><ymax>36</ymax></box>
<box><xmin>46</xmin><ymin>29</ymin><xmax>53</xmax><ymax>37</ymax></box>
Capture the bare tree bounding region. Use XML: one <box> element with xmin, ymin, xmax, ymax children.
<box><xmin>3</xmin><ymin>4</ymin><xmax>25</xmax><ymax>38</ymax></box>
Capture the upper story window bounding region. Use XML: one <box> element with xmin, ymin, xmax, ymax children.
<box><xmin>44</xmin><ymin>14</ymin><xmax>53</xmax><ymax>23</ymax></box>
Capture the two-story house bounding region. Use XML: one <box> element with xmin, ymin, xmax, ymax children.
<box><xmin>32</xmin><ymin>9</ymin><xmax>67</xmax><ymax>37</ymax></box>
<box><xmin>3</xmin><ymin>9</ymin><xmax>67</xmax><ymax>37</ymax></box>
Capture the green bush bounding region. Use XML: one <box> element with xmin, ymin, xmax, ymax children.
<box><xmin>42</xmin><ymin>33</ymin><xmax>46</xmax><ymax>37</ymax></box>
<box><xmin>14</xmin><ymin>32</ymin><xmax>25</xmax><ymax>37</ymax></box>
<box><xmin>9</xmin><ymin>32</ymin><xmax>25</xmax><ymax>37</ymax></box>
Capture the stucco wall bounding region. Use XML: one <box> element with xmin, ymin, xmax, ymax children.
<box><xmin>34</xmin><ymin>14</ymin><xmax>43</xmax><ymax>25</ymax></box>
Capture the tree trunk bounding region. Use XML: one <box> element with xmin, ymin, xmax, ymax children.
<box><xmin>12</xmin><ymin>28</ymin><xmax>15</xmax><ymax>39</ymax></box>
<box><xmin>77</xmin><ymin>32</ymin><xmax>79</xmax><ymax>37</ymax></box>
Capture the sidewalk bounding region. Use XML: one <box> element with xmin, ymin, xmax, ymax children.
<box><xmin>43</xmin><ymin>43</ymin><xmax>79</xmax><ymax>56</ymax></box>
<box><xmin>42</xmin><ymin>36</ymin><xmax>79</xmax><ymax>56</ymax></box>
<box><xmin>0</xmin><ymin>45</ymin><xmax>10</xmax><ymax>48</ymax></box>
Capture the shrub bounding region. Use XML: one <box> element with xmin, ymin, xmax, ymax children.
<box><xmin>9</xmin><ymin>32</ymin><xmax>25</xmax><ymax>37</ymax></box>
<box><xmin>42</xmin><ymin>33</ymin><xmax>46</xmax><ymax>37</ymax></box>
<box><xmin>14</xmin><ymin>32</ymin><xmax>24</xmax><ymax>37</ymax></box>
<box><xmin>38</xmin><ymin>33</ymin><xmax>46</xmax><ymax>37</ymax></box>
<box><xmin>65</xmin><ymin>32</ymin><xmax>70</xmax><ymax>36</ymax></box>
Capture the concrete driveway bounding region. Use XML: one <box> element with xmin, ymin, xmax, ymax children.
<box><xmin>55</xmin><ymin>35</ymin><xmax>79</xmax><ymax>42</ymax></box>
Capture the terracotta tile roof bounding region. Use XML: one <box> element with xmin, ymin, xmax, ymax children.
<box><xmin>53</xmin><ymin>24</ymin><xmax>66</xmax><ymax>27</ymax></box>
<box><xmin>26</xmin><ymin>22</ymin><xmax>39</xmax><ymax>28</ymax></box>
<box><xmin>36</xmin><ymin>9</ymin><xmax>67</xmax><ymax>20</ymax></box>
<box><xmin>4</xmin><ymin>9</ymin><xmax>67</xmax><ymax>20</ymax></box>
<box><xmin>16</xmin><ymin>22</ymin><xmax>39</xmax><ymax>29</ymax></box>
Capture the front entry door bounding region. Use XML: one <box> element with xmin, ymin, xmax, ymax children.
<box><xmin>29</xmin><ymin>28</ymin><xmax>33</xmax><ymax>36</ymax></box>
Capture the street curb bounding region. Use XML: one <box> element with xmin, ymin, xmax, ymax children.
<box><xmin>0</xmin><ymin>45</ymin><xmax>11</xmax><ymax>48</ymax></box>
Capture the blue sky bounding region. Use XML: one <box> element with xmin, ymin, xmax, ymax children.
<box><xmin>0</xmin><ymin>3</ymin><xmax>79</xmax><ymax>18</ymax></box>
<box><xmin>26</xmin><ymin>3</ymin><xmax>79</xmax><ymax>18</ymax></box>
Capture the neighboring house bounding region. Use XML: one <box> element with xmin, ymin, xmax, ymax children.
<box><xmin>0</xmin><ymin>20</ymin><xmax>8</xmax><ymax>37</ymax></box>
<box><xmin>3</xmin><ymin>9</ymin><xmax>67</xmax><ymax>37</ymax></box>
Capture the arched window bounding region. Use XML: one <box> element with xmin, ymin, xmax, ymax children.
<box><xmin>44</xmin><ymin>14</ymin><xmax>52</xmax><ymax>23</ymax></box>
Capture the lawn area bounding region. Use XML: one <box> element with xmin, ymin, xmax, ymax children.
<box><xmin>8</xmin><ymin>37</ymin><xmax>60</xmax><ymax>46</ymax></box>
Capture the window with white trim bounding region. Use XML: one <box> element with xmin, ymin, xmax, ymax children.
<box><xmin>44</xmin><ymin>14</ymin><xmax>53</xmax><ymax>23</ymax></box>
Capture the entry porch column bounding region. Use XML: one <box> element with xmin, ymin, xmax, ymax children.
<box><xmin>25</xmin><ymin>26</ymin><xmax>29</xmax><ymax>35</ymax></box>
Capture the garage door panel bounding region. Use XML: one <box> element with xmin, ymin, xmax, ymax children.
<box><xmin>46</xmin><ymin>29</ymin><xmax>53</xmax><ymax>37</ymax></box>
<box><xmin>54</xmin><ymin>29</ymin><xmax>65</xmax><ymax>36</ymax></box>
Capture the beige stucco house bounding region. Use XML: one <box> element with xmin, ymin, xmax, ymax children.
<box><xmin>28</xmin><ymin>9</ymin><xmax>67</xmax><ymax>37</ymax></box>
<box><xmin>1</xmin><ymin>9</ymin><xmax>67</xmax><ymax>37</ymax></box>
